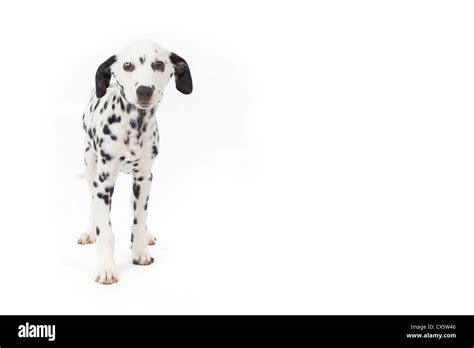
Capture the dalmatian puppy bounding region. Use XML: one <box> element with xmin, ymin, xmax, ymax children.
<box><xmin>77</xmin><ymin>39</ymin><xmax>192</xmax><ymax>284</ymax></box>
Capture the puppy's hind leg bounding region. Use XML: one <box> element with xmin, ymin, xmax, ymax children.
<box><xmin>78</xmin><ymin>148</ymin><xmax>98</xmax><ymax>245</ymax></box>
<box><xmin>145</xmin><ymin>226</ymin><xmax>157</xmax><ymax>246</ymax></box>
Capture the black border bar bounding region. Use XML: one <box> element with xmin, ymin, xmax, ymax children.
<box><xmin>0</xmin><ymin>315</ymin><xmax>473</xmax><ymax>347</ymax></box>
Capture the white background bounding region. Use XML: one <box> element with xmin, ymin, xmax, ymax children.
<box><xmin>0</xmin><ymin>0</ymin><xmax>473</xmax><ymax>314</ymax></box>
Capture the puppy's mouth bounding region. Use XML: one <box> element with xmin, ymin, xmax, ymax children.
<box><xmin>137</xmin><ymin>102</ymin><xmax>153</xmax><ymax>109</ymax></box>
<box><xmin>137</xmin><ymin>100</ymin><xmax>161</xmax><ymax>109</ymax></box>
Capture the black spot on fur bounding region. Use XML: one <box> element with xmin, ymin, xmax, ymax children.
<box><xmin>133</xmin><ymin>217</ymin><xmax>137</xmax><ymax>224</ymax></box>
<box><xmin>108</xmin><ymin>114</ymin><xmax>121</xmax><ymax>124</ymax></box>
<box><xmin>133</xmin><ymin>183</ymin><xmax>140</xmax><ymax>199</ymax></box>
<box><xmin>139</xmin><ymin>56</ymin><xmax>145</xmax><ymax>64</ymax></box>
<box><xmin>135</xmin><ymin>111</ymin><xmax>146</xmax><ymax>139</ymax></box>
<box><xmin>96</xmin><ymin>226</ymin><xmax>100</xmax><ymax>236</ymax></box>
<box><xmin>133</xmin><ymin>201</ymin><xmax>137</xmax><ymax>210</ymax></box>
<box><xmin>100</xmin><ymin>149</ymin><xmax>112</xmax><ymax>162</ymax></box>
<box><xmin>138</xmin><ymin>109</ymin><xmax>146</xmax><ymax>123</ymax></box>
<box><xmin>103</xmin><ymin>125</ymin><xmax>111</xmax><ymax>135</ymax></box>
<box><xmin>105</xmin><ymin>186</ymin><xmax>114</xmax><ymax>196</ymax></box>
<box><xmin>111</xmin><ymin>135</ymin><xmax>117</xmax><ymax>141</ymax></box>
<box><xmin>127</xmin><ymin>103</ymin><xmax>133</xmax><ymax>114</ymax></box>
<box><xmin>119</xmin><ymin>97</ymin><xmax>125</xmax><ymax>111</ymax></box>
<box><xmin>130</xmin><ymin>119</ymin><xmax>137</xmax><ymax>129</ymax></box>
<box><xmin>97</xmin><ymin>192</ymin><xmax>110</xmax><ymax>205</ymax></box>
<box><xmin>93</xmin><ymin>181</ymin><xmax>98</xmax><ymax>187</ymax></box>
<box><xmin>131</xmin><ymin>233</ymin><xmax>134</xmax><ymax>243</ymax></box>
<box><xmin>93</xmin><ymin>99</ymin><xmax>100</xmax><ymax>111</ymax></box>
<box><xmin>138</xmin><ymin>176</ymin><xmax>144</xmax><ymax>181</ymax></box>
<box><xmin>151</xmin><ymin>145</ymin><xmax>158</xmax><ymax>158</ymax></box>
<box><xmin>119</xmin><ymin>156</ymin><xmax>125</xmax><ymax>161</ymax></box>
<box><xmin>103</xmin><ymin>101</ymin><xmax>108</xmax><ymax>110</ymax></box>
<box><xmin>98</xmin><ymin>172</ymin><xmax>108</xmax><ymax>182</ymax></box>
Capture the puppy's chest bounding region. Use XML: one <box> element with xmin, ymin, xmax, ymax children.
<box><xmin>124</xmin><ymin>110</ymin><xmax>153</xmax><ymax>154</ymax></box>
<box><xmin>83</xmin><ymin>91</ymin><xmax>160</xmax><ymax>170</ymax></box>
<box><xmin>123</xmin><ymin>111</ymin><xmax>158</xmax><ymax>158</ymax></box>
<box><xmin>118</xmin><ymin>117</ymin><xmax>159</xmax><ymax>173</ymax></box>
<box><xmin>95</xmin><ymin>107</ymin><xmax>159</xmax><ymax>165</ymax></box>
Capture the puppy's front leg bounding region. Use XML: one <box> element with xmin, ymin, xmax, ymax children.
<box><xmin>93</xmin><ymin>159</ymin><xmax>120</xmax><ymax>284</ymax></box>
<box><xmin>131</xmin><ymin>168</ymin><xmax>154</xmax><ymax>265</ymax></box>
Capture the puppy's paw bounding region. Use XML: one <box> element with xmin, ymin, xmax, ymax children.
<box><xmin>146</xmin><ymin>233</ymin><xmax>157</xmax><ymax>246</ymax></box>
<box><xmin>77</xmin><ymin>233</ymin><xmax>96</xmax><ymax>245</ymax></box>
<box><xmin>132</xmin><ymin>248</ymin><xmax>154</xmax><ymax>266</ymax></box>
<box><xmin>95</xmin><ymin>268</ymin><xmax>119</xmax><ymax>285</ymax></box>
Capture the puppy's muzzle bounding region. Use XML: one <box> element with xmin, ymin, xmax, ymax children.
<box><xmin>136</xmin><ymin>85</ymin><xmax>154</xmax><ymax>107</ymax></box>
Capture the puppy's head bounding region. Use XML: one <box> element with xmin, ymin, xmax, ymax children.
<box><xmin>95</xmin><ymin>39</ymin><xmax>192</xmax><ymax>109</ymax></box>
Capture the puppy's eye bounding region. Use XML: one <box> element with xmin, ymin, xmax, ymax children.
<box><xmin>123</xmin><ymin>62</ymin><xmax>135</xmax><ymax>72</ymax></box>
<box><xmin>152</xmin><ymin>60</ymin><xmax>165</xmax><ymax>71</ymax></box>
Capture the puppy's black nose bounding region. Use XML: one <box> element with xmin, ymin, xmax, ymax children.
<box><xmin>136</xmin><ymin>85</ymin><xmax>153</xmax><ymax>102</ymax></box>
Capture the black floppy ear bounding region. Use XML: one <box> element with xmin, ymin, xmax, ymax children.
<box><xmin>95</xmin><ymin>55</ymin><xmax>117</xmax><ymax>98</ymax></box>
<box><xmin>170</xmin><ymin>52</ymin><xmax>193</xmax><ymax>95</ymax></box>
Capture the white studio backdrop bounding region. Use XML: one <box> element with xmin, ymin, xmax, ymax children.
<box><xmin>0</xmin><ymin>0</ymin><xmax>473</xmax><ymax>314</ymax></box>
